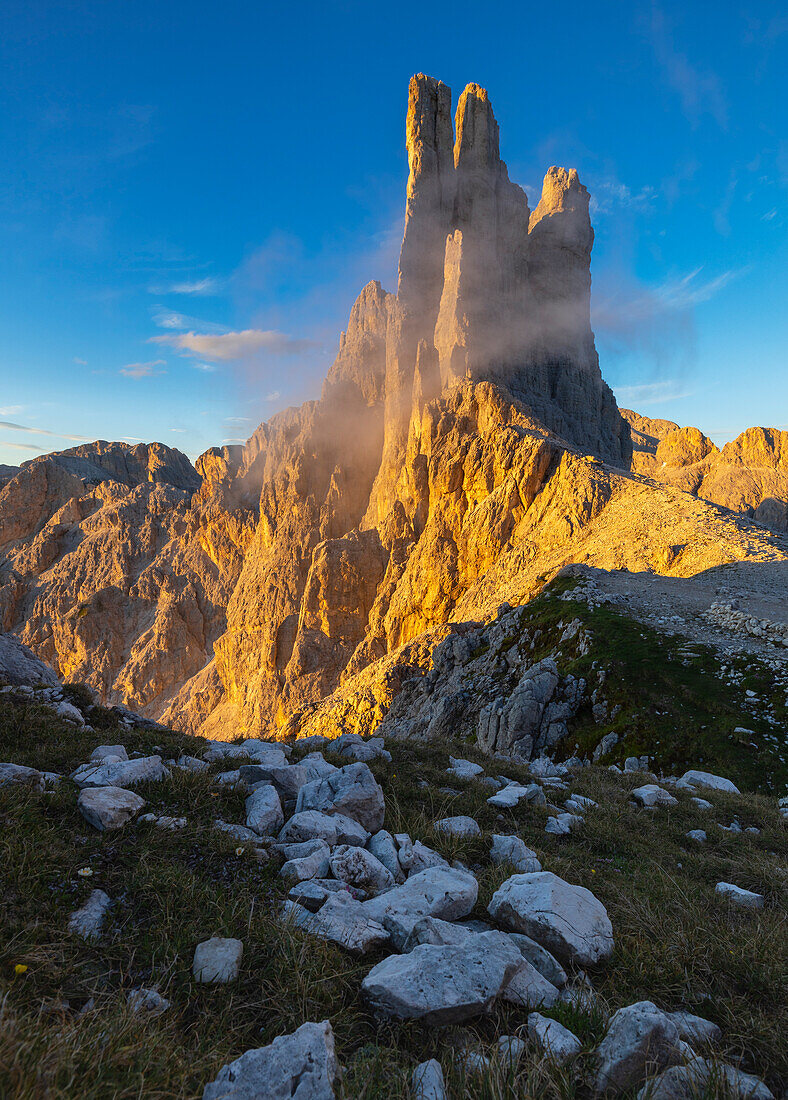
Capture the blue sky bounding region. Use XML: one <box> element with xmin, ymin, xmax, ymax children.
<box><xmin>0</xmin><ymin>0</ymin><xmax>786</xmax><ymax>468</ymax></box>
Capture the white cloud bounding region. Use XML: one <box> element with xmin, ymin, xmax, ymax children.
<box><xmin>119</xmin><ymin>359</ymin><xmax>167</xmax><ymax>379</ymax></box>
<box><xmin>0</xmin><ymin>405</ymin><xmax>24</xmax><ymax>416</ymax></box>
<box><xmin>265</xmin><ymin>390</ymin><xmax>281</xmax><ymax>401</ymax></box>
<box><xmin>73</xmin><ymin>357</ymin><xmax>87</xmax><ymax>366</ymax></box>
<box><xmin>191</xmin><ymin>362</ymin><xmax>217</xmax><ymax>372</ymax></box>
<box><xmin>169</xmin><ymin>428</ymin><xmax>186</xmax><ymax>433</ymax></box>
<box><xmin>0</xmin><ymin>420</ymin><xmax>90</xmax><ymax>442</ymax></box>
<box><xmin>152</xmin><ymin>330</ymin><xmax>309</xmax><ymax>361</ymax></box>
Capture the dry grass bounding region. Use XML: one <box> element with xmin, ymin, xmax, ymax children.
<box><xmin>0</xmin><ymin>690</ymin><xmax>786</xmax><ymax>1097</ymax></box>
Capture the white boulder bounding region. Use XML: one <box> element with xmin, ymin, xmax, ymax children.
<box><xmin>361</xmin><ymin>931</ymin><xmax>523</xmax><ymax>1024</ymax></box>
<box><xmin>193</xmin><ymin>937</ymin><xmax>243</xmax><ymax>983</ymax></box>
<box><xmin>329</xmin><ymin>845</ymin><xmax>394</xmax><ymax>895</ymax></box>
<box><xmin>594</xmin><ymin>1001</ymin><xmax>682</xmax><ymax>1096</ymax></box>
<box><xmin>411</xmin><ymin>1058</ymin><xmax>446</xmax><ymax>1100</ymax></box>
<box><xmin>202</xmin><ymin>1019</ymin><xmax>339</xmax><ymax>1099</ymax></box>
<box><xmin>715</xmin><ymin>882</ymin><xmax>764</xmax><ymax>909</ymax></box>
<box><xmin>527</xmin><ymin>1012</ymin><xmax>582</xmax><ymax>1064</ymax></box>
<box><xmin>68</xmin><ymin>889</ymin><xmax>112</xmax><ymax>942</ymax></box>
<box><xmin>488</xmin><ymin>871</ymin><xmax>614</xmax><ymax>967</ymax></box>
<box><xmin>78</xmin><ymin>786</ymin><xmax>145</xmax><ymax>830</ymax></box>
<box><xmin>245</xmin><ymin>785</ymin><xmax>284</xmax><ymax>837</ymax></box>
<box><xmin>295</xmin><ymin>762</ymin><xmax>385</xmax><ymax>832</ymax></box>
<box><xmin>679</xmin><ymin>770</ymin><xmax>740</xmax><ymax>794</ymax></box>
<box><xmin>434</xmin><ymin>816</ymin><xmax>480</xmax><ymax>839</ymax></box>
<box><xmin>490</xmin><ymin>834</ymin><xmax>541</xmax><ymax>872</ymax></box>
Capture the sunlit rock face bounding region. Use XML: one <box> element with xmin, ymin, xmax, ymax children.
<box><xmin>1</xmin><ymin>75</ymin><xmax>785</xmax><ymax>739</ymax></box>
<box><xmin>622</xmin><ymin>411</ymin><xmax>788</xmax><ymax>531</ymax></box>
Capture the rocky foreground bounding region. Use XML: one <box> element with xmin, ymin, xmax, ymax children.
<box><xmin>0</xmin><ymin>633</ymin><xmax>786</xmax><ymax>1098</ymax></box>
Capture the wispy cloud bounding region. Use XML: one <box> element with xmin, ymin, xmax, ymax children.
<box><xmin>0</xmin><ymin>420</ymin><xmax>90</xmax><ymax>442</ymax></box>
<box><xmin>0</xmin><ymin>440</ymin><xmax>46</xmax><ymax>453</ymax></box>
<box><xmin>589</xmin><ymin>180</ymin><xmax>656</xmax><ymax>216</ymax></box>
<box><xmin>0</xmin><ymin>405</ymin><xmax>24</xmax><ymax>416</ymax></box>
<box><xmin>150</xmin><ymin>306</ymin><xmax>226</xmax><ymax>332</ymax></box>
<box><xmin>73</xmin><ymin>357</ymin><xmax>87</xmax><ymax>366</ymax></box>
<box><xmin>149</xmin><ymin>277</ymin><xmax>220</xmax><ymax>296</ymax></box>
<box><xmin>190</xmin><ymin>362</ymin><xmax>217</xmax><ymax>372</ymax></box>
<box><xmin>152</xmin><ymin>330</ymin><xmax>310</xmax><ymax>361</ymax></box>
<box><xmin>265</xmin><ymin>391</ymin><xmax>281</xmax><ymax>402</ymax></box>
<box><xmin>594</xmin><ymin>266</ymin><xmax>741</xmax><ymax>333</ymax></box>
<box><xmin>649</xmin><ymin>6</ymin><xmax>727</xmax><ymax>129</ymax></box>
<box><xmin>119</xmin><ymin>359</ymin><xmax>167</xmax><ymax>379</ymax></box>
<box><xmin>614</xmin><ymin>381</ymin><xmax>695</xmax><ymax>407</ymax></box>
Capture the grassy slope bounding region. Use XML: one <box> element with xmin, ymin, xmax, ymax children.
<box><xmin>0</xmin><ymin>685</ymin><xmax>786</xmax><ymax>1099</ymax></box>
<box><xmin>502</xmin><ymin>580</ymin><xmax>788</xmax><ymax>795</ymax></box>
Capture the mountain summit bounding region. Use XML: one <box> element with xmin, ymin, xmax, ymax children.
<box><xmin>0</xmin><ymin>76</ymin><xmax>786</xmax><ymax>744</ymax></box>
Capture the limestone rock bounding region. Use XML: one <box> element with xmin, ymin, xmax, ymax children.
<box><xmin>412</xmin><ymin>1059</ymin><xmax>446</xmax><ymax>1100</ymax></box>
<box><xmin>679</xmin><ymin>770</ymin><xmax>740</xmax><ymax>794</ymax></box>
<box><xmin>527</xmin><ymin>1012</ymin><xmax>582</xmax><ymax>1063</ymax></box>
<box><xmin>281</xmin><ymin>841</ymin><xmax>331</xmax><ymax>884</ymax></box>
<box><xmin>361</xmin><ymin>931</ymin><xmax>523</xmax><ymax>1024</ymax></box>
<box><xmin>245</xmin><ymin>785</ymin><xmax>284</xmax><ymax>837</ymax></box>
<box><xmin>128</xmin><ymin>988</ymin><xmax>171</xmax><ymax>1016</ymax></box>
<box><xmin>434</xmin><ymin>815</ymin><xmax>480</xmax><ymax>839</ymax></box>
<box><xmin>635</xmin><ymin>1058</ymin><xmax>774</xmax><ymax>1100</ymax></box>
<box><xmin>631</xmin><ymin>784</ymin><xmax>678</xmax><ymax>808</ymax></box>
<box><xmin>68</xmin><ymin>889</ymin><xmax>112</xmax><ymax>942</ymax></box>
<box><xmin>507</xmin><ymin>932</ymin><xmax>567</xmax><ymax>987</ymax></box>
<box><xmin>278</xmin><ymin>810</ymin><xmax>369</xmax><ymax>848</ymax></box>
<box><xmin>295</xmin><ymin>762</ymin><xmax>385</xmax><ymax>833</ymax></box>
<box><xmin>366</xmin><ymin>829</ymin><xmax>405</xmax><ymax>882</ymax></box>
<box><xmin>363</xmin><ymin>866</ymin><xmax>478</xmax><ymax>949</ymax></box>
<box><xmin>284</xmin><ymin>895</ymin><xmax>389</xmax><ymax>955</ymax></box>
<box><xmin>0</xmin><ymin>762</ymin><xmax>44</xmax><ymax>790</ymax></box>
<box><xmin>665</xmin><ymin>1011</ymin><xmax>722</xmax><ymax>1046</ymax></box>
<box><xmin>499</xmin><ymin>955</ymin><xmax>560</xmax><ymax>1009</ymax></box>
<box><xmin>193</xmin><ymin>937</ymin><xmax>243</xmax><ymax>983</ymax></box>
<box><xmin>488</xmin><ymin>871</ymin><xmax>614</xmax><ymax>966</ymax></box>
<box><xmin>0</xmin><ymin>634</ymin><xmax>59</xmax><ymax>687</ymax></box>
<box><xmin>71</xmin><ymin>756</ymin><xmax>169</xmax><ymax>790</ymax></box>
<box><xmin>594</xmin><ymin>1001</ymin><xmax>682</xmax><ymax>1096</ymax></box>
<box><xmin>202</xmin><ymin>1019</ymin><xmax>339</xmax><ymax>1100</ymax></box>
<box><xmin>490</xmin><ymin>834</ymin><xmax>541</xmax><ymax>872</ymax></box>
<box><xmin>329</xmin><ymin>845</ymin><xmax>395</xmax><ymax>895</ymax></box>
<box><xmin>78</xmin><ymin>786</ymin><xmax>145</xmax><ymax>830</ymax></box>
<box><xmin>715</xmin><ymin>882</ymin><xmax>764</xmax><ymax>909</ymax></box>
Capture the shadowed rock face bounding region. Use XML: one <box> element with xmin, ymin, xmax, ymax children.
<box><xmin>1</xmin><ymin>75</ymin><xmax>786</xmax><ymax>739</ymax></box>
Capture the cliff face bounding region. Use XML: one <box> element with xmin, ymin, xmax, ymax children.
<box><xmin>0</xmin><ymin>442</ymin><xmax>255</xmax><ymax>715</ymax></box>
<box><xmin>1</xmin><ymin>75</ymin><xmax>786</xmax><ymax>743</ymax></box>
<box><xmin>622</xmin><ymin>412</ymin><xmax>788</xmax><ymax>531</ymax></box>
<box><xmin>172</xmin><ymin>74</ymin><xmax>635</xmax><ymax>738</ymax></box>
